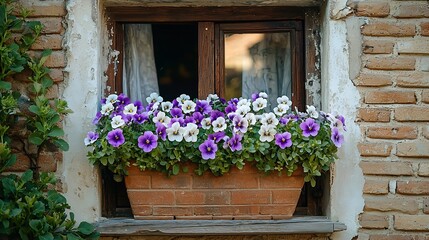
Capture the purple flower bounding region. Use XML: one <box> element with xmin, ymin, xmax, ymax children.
<box><xmin>299</xmin><ymin>118</ymin><xmax>320</xmax><ymax>137</ymax></box>
<box><xmin>227</xmin><ymin>134</ymin><xmax>242</xmax><ymax>152</ymax></box>
<box><xmin>251</xmin><ymin>93</ymin><xmax>259</xmax><ymax>101</ymax></box>
<box><xmin>106</xmin><ymin>129</ymin><xmax>125</xmax><ymax>147</ymax></box>
<box><xmin>118</xmin><ymin>93</ymin><xmax>130</xmax><ymax>106</ymax></box>
<box><xmin>134</xmin><ymin>100</ymin><xmax>144</xmax><ymax>113</ymax></box>
<box><xmin>138</xmin><ymin>131</ymin><xmax>158</xmax><ymax>153</ymax></box>
<box><xmin>172</xmin><ymin>99</ymin><xmax>181</xmax><ymax>108</ymax></box>
<box><xmin>192</xmin><ymin>112</ymin><xmax>204</xmax><ymax>127</ymax></box>
<box><xmin>156</xmin><ymin>122</ymin><xmax>167</xmax><ymax>141</ymax></box>
<box><xmin>331</xmin><ymin>127</ymin><xmax>344</xmax><ymax>148</ymax></box>
<box><xmin>121</xmin><ymin>113</ymin><xmax>133</xmax><ymax>124</ymax></box>
<box><xmin>133</xmin><ymin>113</ymin><xmax>149</xmax><ymax>124</ymax></box>
<box><xmin>170</xmin><ymin>107</ymin><xmax>183</xmax><ymax>118</ymax></box>
<box><xmin>169</xmin><ymin>117</ymin><xmax>185</xmax><ymax>127</ymax></box>
<box><xmin>275</xmin><ymin>132</ymin><xmax>292</xmax><ymax>149</ymax></box>
<box><xmin>233</xmin><ymin>115</ymin><xmax>248</xmax><ymax>133</ymax></box>
<box><xmin>92</xmin><ymin>111</ymin><xmax>102</xmax><ymax>125</ymax></box>
<box><xmin>184</xmin><ymin>116</ymin><xmax>196</xmax><ymax>125</ymax></box>
<box><xmin>279</xmin><ymin>116</ymin><xmax>290</xmax><ymax>125</ymax></box>
<box><xmin>225</xmin><ymin>104</ymin><xmax>237</xmax><ymax>114</ymax></box>
<box><xmin>195</xmin><ymin>100</ymin><xmax>212</xmax><ymax>114</ymax></box>
<box><xmin>84</xmin><ymin>131</ymin><xmax>99</xmax><ymax>146</ymax></box>
<box><xmin>210</xmin><ymin>110</ymin><xmax>225</xmax><ymax>122</ymax></box>
<box><xmin>208</xmin><ymin>131</ymin><xmax>226</xmax><ymax>143</ymax></box>
<box><xmin>199</xmin><ymin>140</ymin><xmax>218</xmax><ymax>160</ymax></box>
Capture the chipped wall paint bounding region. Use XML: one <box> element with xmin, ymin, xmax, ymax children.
<box><xmin>61</xmin><ymin>0</ymin><xmax>364</xmax><ymax>238</ymax></box>
<box><xmin>321</xmin><ymin>0</ymin><xmax>364</xmax><ymax>239</ymax></box>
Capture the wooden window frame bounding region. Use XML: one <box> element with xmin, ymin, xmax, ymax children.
<box><xmin>104</xmin><ymin>6</ymin><xmax>321</xmax><ymax>218</ymax></box>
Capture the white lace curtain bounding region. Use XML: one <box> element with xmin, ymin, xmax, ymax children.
<box><xmin>123</xmin><ymin>24</ymin><xmax>291</xmax><ymax>104</ymax></box>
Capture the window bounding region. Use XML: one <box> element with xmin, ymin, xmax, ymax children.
<box><xmin>104</xmin><ymin>6</ymin><xmax>321</xmax><ymax>218</ymax></box>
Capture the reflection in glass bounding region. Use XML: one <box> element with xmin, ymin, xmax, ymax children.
<box><xmin>224</xmin><ymin>32</ymin><xmax>291</xmax><ymax>108</ymax></box>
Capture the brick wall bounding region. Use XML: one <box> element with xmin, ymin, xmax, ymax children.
<box><xmin>8</xmin><ymin>1</ymin><xmax>67</xmax><ymax>174</ymax></box>
<box><xmin>352</xmin><ymin>0</ymin><xmax>429</xmax><ymax>238</ymax></box>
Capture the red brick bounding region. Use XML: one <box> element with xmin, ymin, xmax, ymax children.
<box><xmin>124</xmin><ymin>175</ymin><xmax>150</xmax><ymax>189</ymax></box>
<box><xmin>357</xmin><ymin>108</ymin><xmax>390</xmax><ymax>122</ymax></box>
<box><xmin>193</xmin><ymin>206</ymin><xmax>260</xmax><ymax>216</ymax></box>
<box><xmin>271</xmin><ymin>189</ymin><xmax>302</xmax><ymax>204</ymax></box>
<box><xmin>6</xmin><ymin>153</ymin><xmax>30</xmax><ymax>172</ymax></box>
<box><xmin>350</xmin><ymin>2</ymin><xmax>390</xmax><ymax>17</ymax></box>
<box><xmin>38</xmin><ymin>151</ymin><xmax>59</xmax><ymax>172</ymax></box>
<box><xmin>29</xmin><ymin>17</ymin><xmax>64</xmax><ymax>34</ymax></box>
<box><xmin>31</xmin><ymin>34</ymin><xmax>63</xmax><ymax>50</ymax></box>
<box><xmin>397</xmin><ymin>40</ymin><xmax>429</xmax><ymax>54</ymax></box>
<box><xmin>395</xmin><ymin>107</ymin><xmax>429</xmax><ymax>122</ymax></box>
<box><xmin>259</xmin><ymin>174</ymin><xmax>304</xmax><ymax>189</ymax></box>
<box><xmin>365</xmin><ymin>56</ymin><xmax>415</xmax><ymax>70</ymax></box>
<box><xmin>192</xmin><ymin>173</ymin><xmax>258</xmax><ymax>189</ymax></box>
<box><xmin>366</xmin><ymin>126</ymin><xmax>417</xmax><ymax>139</ymax></box>
<box><xmin>28</xmin><ymin>50</ymin><xmax>66</xmax><ymax>68</ymax></box>
<box><xmin>354</xmin><ymin>73</ymin><xmax>392</xmax><ymax>87</ymax></box>
<box><xmin>363</xmin><ymin>179</ymin><xmax>389</xmax><ymax>195</ymax></box>
<box><xmin>153</xmin><ymin>206</ymin><xmax>193</xmax><ymax>216</ymax></box>
<box><xmin>151</xmin><ymin>173</ymin><xmax>192</xmax><ymax>189</ymax></box>
<box><xmin>49</xmin><ymin>68</ymin><xmax>64</xmax><ymax>82</ymax></box>
<box><xmin>365</xmin><ymin>197</ymin><xmax>419</xmax><ymax>214</ymax></box>
<box><xmin>24</xmin><ymin>5</ymin><xmax>67</xmax><ymax>17</ymax></box>
<box><xmin>259</xmin><ymin>205</ymin><xmax>296</xmax><ymax>216</ymax></box>
<box><xmin>394</xmin><ymin>215</ymin><xmax>429</xmax><ymax>231</ymax></box>
<box><xmin>231</xmin><ymin>190</ymin><xmax>271</xmax><ymax>204</ymax></box>
<box><xmin>393</xmin><ymin>3</ymin><xmax>429</xmax><ymax>18</ymax></box>
<box><xmin>369</xmin><ymin>235</ymin><xmax>419</xmax><ymax>240</ymax></box>
<box><xmin>45</xmin><ymin>84</ymin><xmax>59</xmax><ymax>99</ymax></box>
<box><xmin>362</xmin><ymin>22</ymin><xmax>415</xmax><ymax>37</ymax></box>
<box><xmin>359</xmin><ymin>213</ymin><xmax>389</xmax><ymax>229</ymax></box>
<box><xmin>358</xmin><ymin>143</ymin><xmax>392</xmax><ymax>157</ymax></box>
<box><xmin>397</xmin><ymin>72</ymin><xmax>429</xmax><ymax>88</ymax></box>
<box><xmin>127</xmin><ymin>190</ymin><xmax>174</xmax><ymax>205</ymax></box>
<box><xmin>423</xmin><ymin>90</ymin><xmax>429</xmax><ymax>103</ymax></box>
<box><xmin>365</xmin><ymin>91</ymin><xmax>416</xmax><ymax>104</ymax></box>
<box><xmin>397</xmin><ymin>181</ymin><xmax>429</xmax><ymax>195</ymax></box>
<box><xmin>130</xmin><ymin>205</ymin><xmax>152</xmax><ymax>216</ymax></box>
<box><xmin>175</xmin><ymin>191</ymin><xmax>205</xmax><ymax>205</ymax></box>
<box><xmin>360</xmin><ymin>161</ymin><xmax>413</xmax><ymax>176</ymax></box>
<box><xmin>363</xmin><ymin>40</ymin><xmax>394</xmax><ymax>54</ymax></box>
<box><xmin>421</xmin><ymin>22</ymin><xmax>429</xmax><ymax>36</ymax></box>
<box><xmin>134</xmin><ymin>216</ymin><xmax>174</xmax><ymax>220</ymax></box>
<box><xmin>397</xmin><ymin>141</ymin><xmax>429</xmax><ymax>158</ymax></box>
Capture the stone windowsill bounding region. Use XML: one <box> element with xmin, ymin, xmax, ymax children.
<box><xmin>96</xmin><ymin>216</ymin><xmax>346</xmax><ymax>236</ymax></box>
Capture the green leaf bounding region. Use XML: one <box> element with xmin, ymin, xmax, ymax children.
<box><xmin>0</xmin><ymin>81</ymin><xmax>11</xmax><ymax>90</ymax></box>
<box><xmin>21</xmin><ymin>170</ymin><xmax>33</xmax><ymax>183</ymax></box>
<box><xmin>29</xmin><ymin>219</ymin><xmax>41</xmax><ymax>231</ymax></box>
<box><xmin>47</xmin><ymin>127</ymin><xmax>64</xmax><ymax>137</ymax></box>
<box><xmin>66</xmin><ymin>233</ymin><xmax>81</xmax><ymax>240</ymax></box>
<box><xmin>77</xmin><ymin>221</ymin><xmax>95</xmax><ymax>235</ymax></box>
<box><xmin>53</xmin><ymin>139</ymin><xmax>69</xmax><ymax>151</ymax></box>
<box><xmin>29</xmin><ymin>133</ymin><xmax>43</xmax><ymax>145</ymax></box>
<box><xmin>29</xmin><ymin>105</ymin><xmax>40</xmax><ymax>115</ymax></box>
<box><xmin>39</xmin><ymin>233</ymin><xmax>54</xmax><ymax>240</ymax></box>
<box><xmin>172</xmin><ymin>164</ymin><xmax>180</xmax><ymax>175</ymax></box>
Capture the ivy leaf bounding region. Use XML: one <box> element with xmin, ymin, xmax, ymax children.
<box><xmin>39</xmin><ymin>233</ymin><xmax>54</xmax><ymax>240</ymax></box>
<box><xmin>66</xmin><ymin>233</ymin><xmax>80</xmax><ymax>240</ymax></box>
<box><xmin>172</xmin><ymin>164</ymin><xmax>180</xmax><ymax>175</ymax></box>
<box><xmin>29</xmin><ymin>105</ymin><xmax>40</xmax><ymax>115</ymax></box>
<box><xmin>21</xmin><ymin>170</ymin><xmax>33</xmax><ymax>183</ymax></box>
<box><xmin>0</xmin><ymin>81</ymin><xmax>11</xmax><ymax>90</ymax></box>
<box><xmin>47</xmin><ymin>127</ymin><xmax>64</xmax><ymax>137</ymax></box>
<box><xmin>29</xmin><ymin>133</ymin><xmax>43</xmax><ymax>145</ymax></box>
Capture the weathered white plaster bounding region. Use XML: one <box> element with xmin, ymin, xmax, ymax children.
<box><xmin>321</xmin><ymin>0</ymin><xmax>364</xmax><ymax>239</ymax></box>
<box><xmin>61</xmin><ymin>0</ymin><xmax>102</xmax><ymax>222</ymax></box>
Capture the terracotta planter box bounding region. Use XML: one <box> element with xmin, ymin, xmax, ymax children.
<box><xmin>125</xmin><ymin>164</ymin><xmax>304</xmax><ymax>220</ymax></box>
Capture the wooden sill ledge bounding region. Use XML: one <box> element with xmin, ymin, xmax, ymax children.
<box><xmin>96</xmin><ymin>216</ymin><xmax>346</xmax><ymax>236</ymax></box>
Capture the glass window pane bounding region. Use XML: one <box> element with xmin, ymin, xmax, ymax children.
<box><xmin>224</xmin><ymin>32</ymin><xmax>292</xmax><ymax>108</ymax></box>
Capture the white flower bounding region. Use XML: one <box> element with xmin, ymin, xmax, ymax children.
<box><xmin>151</xmin><ymin>102</ymin><xmax>160</xmax><ymax>112</ymax></box>
<box><xmin>101</xmin><ymin>102</ymin><xmax>114</xmax><ymax>115</ymax></box>
<box><xmin>161</xmin><ymin>101</ymin><xmax>173</xmax><ymax>112</ymax></box>
<box><xmin>235</xmin><ymin>105</ymin><xmax>251</xmax><ymax>116</ymax></box>
<box><xmin>244</xmin><ymin>113</ymin><xmax>257</xmax><ymax>126</ymax></box>
<box><xmin>176</xmin><ymin>94</ymin><xmax>190</xmax><ymax>103</ymax></box>
<box><xmin>182</xmin><ymin>100</ymin><xmax>196</xmax><ymax>114</ymax></box>
<box><xmin>274</xmin><ymin>104</ymin><xmax>289</xmax><ymax>116</ymax></box>
<box><xmin>153</xmin><ymin>111</ymin><xmax>171</xmax><ymax>126</ymax></box>
<box><xmin>201</xmin><ymin>118</ymin><xmax>212</xmax><ymax>129</ymax></box>
<box><xmin>259</xmin><ymin>92</ymin><xmax>268</xmax><ymax>99</ymax></box>
<box><xmin>146</xmin><ymin>92</ymin><xmax>163</xmax><ymax>104</ymax></box>
<box><xmin>123</xmin><ymin>103</ymin><xmax>137</xmax><ymax>115</ymax></box>
<box><xmin>331</xmin><ymin>118</ymin><xmax>344</xmax><ymax>132</ymax></box>
<box><xmin>260</xmin><ymin>112</ymin><xmax>279</xmax><ymax>127</ymax></box>
<box><xmin>277</xmin><ymin>95</ymin><xmax>292</xmax><ymax>106</ymax></box>
<box><xmin>252</xmin><ymin>97</ymin><xmax>267</xmax><ymax>112</ymax></box>
<box><xmin>212</xmin><ymin>117</ymin><xmax>227</xmax><ymax>132</ymax></box>
<box><xmin>166</xmin><ymin>122</ymin><xmax>184</xmax><ymax>142</ymax></box>
<box><xmin>306</xmin><ymin>105</ymin><xmax>319</xmax><ymax>119</ymax></box>
<box><xmin>233</xmin><ymin>115</ymin><xmax>248</xmax><ymax>134</ymax></box>
<box><xmin>258</xmin><ymin>125</ymin><xmax>277</xmax><ymax>142</ymax></box>
<box><xmin>106</xmin><ymin>94</ymin><xmax>118</xmax><ymax>104</ymax></box>
<box><xmin>183</xmin><ymin>123</ymin><xmax>199</xmax><ymax>142</ymax></box>
<box><xmin>206</xmin><ymin>93</ymin><xmax>219</xmax><ymax>102</ymax></box>
<box><xmin>111</xmin><ymin>115</ymin><xmax>125</xmax><ymax>129</ymax></box>
<box><xmin>237</xmin><ymin>99</ymin><xmax>251</xmax><ymax>108</ymax></box>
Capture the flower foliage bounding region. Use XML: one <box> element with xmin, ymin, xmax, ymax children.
<box><xmin>86</xmin><ymin>92</ymin><xmax>345</xmax><ymax>186</ymax></box>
